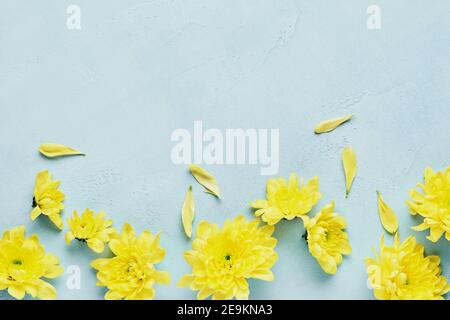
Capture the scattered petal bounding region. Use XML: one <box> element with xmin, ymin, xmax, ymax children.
<box><xmin>189</xmin><ymin>164</ymin><xmax>221</xmax><ymax>198</ymax></box>
<box><xmin>314</xmin><ymin>115</ymin><xmax>353</xmax><ymax>134</ymax></box>
<box><xmin>342</xmin><ymin>147</ymin><xmax>356</xmax><ymax>196</ymax></box>
<box><xmin>39</xmin><ymin>143</ymin><xmax>85</xmax><ymax>158</ymax></box>
<box><xmin>376</xmin><ymin>191</ymin><xmax>399</xmax><ymax>234</ymax></box>
<box><xmin>182</xmin><ymin>186</ymin><xmax>195</xmax><ymax>238</ymax></box>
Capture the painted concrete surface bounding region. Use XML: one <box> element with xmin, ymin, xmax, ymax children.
<box><xmin>0</xmin><ymin>1</ymin><xmax>449</xmax><ymax>299</ymax></box>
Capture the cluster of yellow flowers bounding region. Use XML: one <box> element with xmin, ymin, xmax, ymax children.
<box><xmin>1</xmin><ymin>169</ymin><xmax>171</xmax><ymax>300</ymax></box>
<box><xmin>251</xmin><ymin>173</ymin><xmax>352</xmax><ymax>275</ymax></box>
<box><xmin>1</xmin><ymin>163</ymin><xmax>449</xmax><ymax>300</ymax></box>
<box><xmin>364</xmin><ymin>166</ymin><xmax>450</xmax><ymax>300</ymax></box>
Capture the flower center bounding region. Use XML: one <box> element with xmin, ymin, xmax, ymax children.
<box><xmin>11</xmin><ymin>259</ymin><xmax>23</xmax><ymax>266</ymax></box>
<box><xmin>273</xmin><ymin>189</ymin><xmax>292</xmax><ymax>212</ymax></box>
<box><xmin>126</xmin><ymin>260</ymin><xmax>145</xmax><ymax>280</ymax></box>
<box><xmin>221</xmin><ymin>253</ymin><xmax>235</xmax><ymax>271</ymax></box>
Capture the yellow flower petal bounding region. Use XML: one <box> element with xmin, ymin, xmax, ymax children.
<box><xmin>8</xmin><ymin>286</ymin><xmax>26</xmax><ymax>300</ymax></box>
<box><xmin>181</xmin><ymin>186</ymin><xmax>195</xmax><ymax>238</ymax></box>
<box><xmin>251</xmin><ymin>270</ymin><xmax>275</xmax><ymax>281</ymax></box>
<box><xmin>260</xmin><ymin>207</ymin><xmax>284</xmax><ymax>225</ymax></box>
<box><xmin>105</xmin><ymin>290</ymin><xmax>123</xmax><ymax>300</ymax></box>
<box><xmin>65</xmin><ymin>232</ymin><xmax>75</xmax><ymax>245</ymax></box>
<box><xmin>91</xmin><ymin>258</ymin><xmax>109</xmax><ymax>270</ymax></box>
<box><xmin>39</xmin><ymin>143</ymin><xmax>85</xmax><ymax>158</ymax></box>
<box><xmin>132</xmin><ymin>288</ymin><xmax>155</xmax><ymax>300</ymax></box>
<box><xmin>154</xmin><ymin>270</ymin><xmax>171</xmax><ymax>285</ymax></box>
<box><xmin>48</xmin><ymin>214</ymin><xmax>63</xmax><ymax>230</ymax></box>
<box><xmin>314</xmin><ymin>114</ymin><xmax>353</xmax><ymax>134</ymax></box>
<box><xmin>178</xmin><ymin>274</ymin><xmax>194</xmax><ymax>288</ymax></box>
<box><xmin>43</xmin><ymin>264</ymin><xmax>64</xmax><ymax>279</ymax></box>
<box><xmin>189</xmin><ymin>164</ymin><xmax>221</xmax><ymax>198</ymax></box>
<box><xmin>36</xmin><ymin>280</ymin><xmax>57</xmax><ymax>300</ymax></box>
<box><xmin>427</xmin><ymin>227</ymin><xmax>445</xmax><ymax>243</ymax></box>
<box><xmin>376</xmin><ymin>191</ymin><xmax>399</xmax><ymax>234</ymax></box>
<box><xmin>30</xmin><ymin>206</ymin><xmax>41</xmax><ymax>221</ymax></box>
<box><xmin>87</xmin><ymin>238</ymin><xmax>105</xmax><ymax>253</ymax></box>
<box><xmin>250</xmin><ymin>200</ymin><xmax>268</xmax><ymax>209</ymax></box>
<box><xmin>342</xmin><ymin>147</ymin><xmax>356</xmax><ymax>196</ymax></box>
<box><xmin>197</xmin><ymin>287</ymin><xmax>215</xmax><ymax>300</ymax></box>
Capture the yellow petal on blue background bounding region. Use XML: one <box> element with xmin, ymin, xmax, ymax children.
<box><xmin>376</xmin><ymin>191</ymin><xmax>399</xmax><ymax>234</ymax></box>
<box><xmin>39</xmin><ymin>143</ymin><xmax>85</xmax><ymax>158</ymax></box>
<box><xmin>182</xmin><ymin>186</ymin><xmax>195</xmax><ymax>238</ymax></box>
<box><xmin>189</xmin><ymin>164</ymin><xmax>221</xmax><ymax>198</ymax></box>
<box><xmin>342</xmin><ymin>147</ymin><xmax>356</xmax><ymax>196</ymax></box>
<box><xmin>314</xmin><ymin>115</ymin><xmax>353</xmax><ymax>134</ymax></box>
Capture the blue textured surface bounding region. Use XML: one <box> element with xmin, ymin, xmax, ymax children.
<box><xmin>0</xmin><ymin>1</ymin><xmax>449</xmax><ymax>300</ymax></box>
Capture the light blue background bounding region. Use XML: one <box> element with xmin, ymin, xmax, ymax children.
<box><xmin>0</xmin><ymin>1</ymin><xmax>449</xmax><ymax>300</ymax></box>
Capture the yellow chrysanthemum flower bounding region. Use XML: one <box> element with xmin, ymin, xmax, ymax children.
<box><xmin>250</xmin><ymin>173</ymin><xmax>322</xmax><ymax>225</ymax></box>
<box><xmin>0</xmin><ymin>226</ymin><xmax>64</xmax><ymax>300</ymax></box>
<box><xmin>65</xmin><ymin>209</ymin><xmax>115</xmax><ymax>253</ymax></box>
<box><xmin>407</xmin><ymin>166</ymin><xmax>450</xmax><ymax>242</ymax></box>
<box><xmin>301</xmin><ymin>202</ymin><xmax>351</xmax><ymax>274</ymax></box>
<box><xmin>178</xmin><ymin>215</ymin><xmax>278</xmax><ymax>300</ymax></box>
<box><xmin>30</xmin><ymin>170</ymin><xmax>65</xmax><ymax>229</ymax></box>
<box><xmin>365</xmin><ymin>234</ymin><xmax>450</xmax><ymax>300</ymax></box>
<box><xmin>91</xmin><ymin>223</ymin><xmax>170</xmax><ymax>300</ymax></box>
